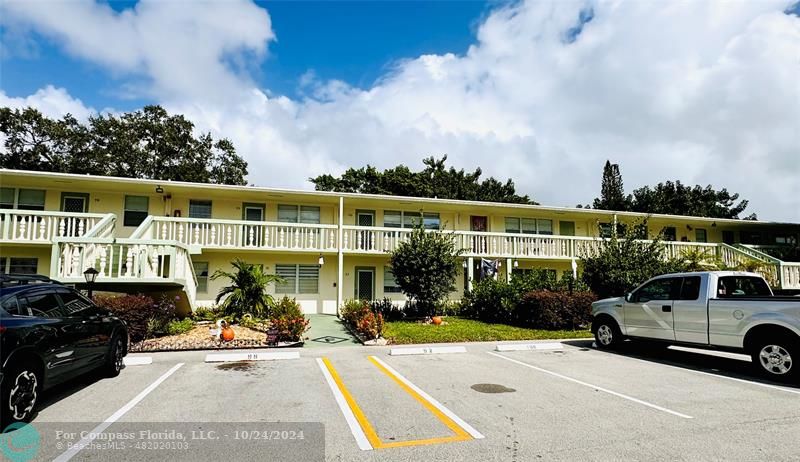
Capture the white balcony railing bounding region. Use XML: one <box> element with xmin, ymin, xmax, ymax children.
<box><xmin>134</xmin><ymin>216</ymin><xmax>338</xmax><ymax>252</ymax></box>
<box><xmin>0</xmin><ymin>209</ymin><xmax>110</xmax><ymax>242</ymax></box>
<box><xmin>781</xmin><ymin>263</ymin><xmax>800</xmax><ymax>290</ymax></box>
<box><xmin>54</xmin><ymin>238</ymin><xmax>195</xmax><ymax>283</ymax></box>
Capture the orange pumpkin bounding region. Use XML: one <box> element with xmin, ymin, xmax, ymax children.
<box><xmin>220</xmin><ymin>326</ymin><xmax>235</xmax><ymax>341</ymax></box>
<box><xmin>431</xmin><ymin>316</ymin><xmax>443</xmax><ymax>326</ymax></box>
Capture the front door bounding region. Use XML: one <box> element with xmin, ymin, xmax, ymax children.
<box><xmin>61</xmin><ymin>194</ymin><xmax>88</xmax><ymax>213</ymax></box>
<box><xmin>242</xmin><ymin>203</ymin><xmax>265</xmax><ymax>246</ymax></box>
<box><xmin>470</xmin><ymin>216</ymin><xmax>488</xmax><ymax>254</ymax></box>
<box><xmin>355</xmin><ymin>268</ymin><xmax>375</xmax><ymax>301</ymax></box>
<box><xmin>356</xmin><ymin>211</ymin><xmax>375</xmax><ymax>251</ymax></box>
<box><xmin>623</xmin><ymin>277</ymin><xmax>679</xmax><ymax>340</ymax></box>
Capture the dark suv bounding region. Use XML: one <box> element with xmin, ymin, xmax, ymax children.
<box><xmin>0</xmin><ymin>275</ymin><xmax>128</xmax><ymax>427</ymax></box>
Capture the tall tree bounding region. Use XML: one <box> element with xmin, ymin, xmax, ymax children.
<box><xmin>587</xmin><ymin>160</ymin><xmax>754</xmax><ymax>219</ymax></box>
<box><xmin>592</xmin><ymin>160</ymin><xmax>630</xmax><ymax>211</ymax></box>
<box><xmin>311</xmin><ymin>155</ymin><xmax>537</xmax><ymax>204</ymax></box>
<box><xmin>0</xmin><ymin>105</ymin><xmax>248</xmax><ymax>185</ymax></box>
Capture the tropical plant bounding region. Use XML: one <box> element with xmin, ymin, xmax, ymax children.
<box><xmin>269</xmin><ymin>296</ymin><xmax>309</xmax><ymax>342</ymax></box>
<box><xmin>211</xmin><ymin>259</ymin><xmax>283</xmax><ymax>320</ymax></box>
<box><xmin>580</xmin><ymin>219</ymin><xmax>676</xmax><ymax>299</ymax></box>
<box><xmin>389</xmin><ymin>225</ymin><xmax>464</xmax><ymax>316</ymax></box>
<box><xmin>670</xmin><ymin>247</ymin><xmax>720</xmax><ymax>272</ymax></box>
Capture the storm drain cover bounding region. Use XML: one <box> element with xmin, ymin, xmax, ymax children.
<box><xmin>471</xmin><ymin>383</ymin><xmax>516</xmax><ymax>394</ymax></box>
<box><xmin>311</xmin><ymin>336</ymin><xmax>349</xmax><ymax>344</ymax></box>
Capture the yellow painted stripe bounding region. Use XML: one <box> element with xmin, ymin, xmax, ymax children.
<box><xmin>322</xmin><ymin>356</ymin><xmax>473</xmax><ymax>450</ymax></box>
<box><xmin>321</xmin><ymin>357</ymin><xmax>382</xmax><ymax>448</ymax></box>
<box><xmin>367</xmin><ymin>355</ymin><xmax>472</xmax><ymax>440</ymax></box>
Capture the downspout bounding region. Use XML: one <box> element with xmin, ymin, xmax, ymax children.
<box><xmin>337</xmin><ymin>196</ymin><xmax>344</xmax><ymax>317</ymax></box>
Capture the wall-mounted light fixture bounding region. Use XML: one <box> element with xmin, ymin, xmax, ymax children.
<box><xmin>711</xmin><ymin>222</ymin><xmax>717</xmax><ymax>228</ymax></box>
<box><xmin>155</xmin><ymin>185</ymin><xmax>164</xmax><ymax>194</ymax></box>
<box><xmin>686</xmin><ymin>225</ymin><xmax>693</xmax><ymax>231</ymax></box>
<box><xmin>318</xmin><ymin>254</ymin><xmax>325</xmax><ymax>266</ymax></box>
<box><xmin>462</xmin><ymin>260</ymin><xmax>468</xmax><ymax>269</ymax></box>
<box><xmin>513</xmin><ymin>260</ymin><xmax>519</xmax><ymax>268</ymax></box>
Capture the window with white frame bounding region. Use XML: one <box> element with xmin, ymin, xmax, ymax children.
<box><xmin>0</xmin><ymin>257</ymin><xmax>38</xmax><ymax>275</ymax></box>
<box><xmin>695</xmin><ymin>228</ymin><xmax>707</xmax><ymax>243</ymax></box>
<box><xmin>505</xmin><ymin>217</ymin><xmax>553</xmax><ymax>235</ymax></box>
<box><xmin>188</xmin><ymin>200</ymin><xmax>212</xmax><ymax>219</ymax></box>
<box><xmin>383</xmin><ymin>267</ymin><xmax>402</xmax><ymax>293</ymax></box>
<box><xmin>278</xmin><ymin>205</ymin><xmax>320</xmax><ymax>224</ymax></box>
<box><xmin>275</xmin><ymin>264</ymin><xmax>319</xmax><ymax>294</ymax></box>
<box><xmin>384</xmin><ymin>211</ymin><xmax>439</xmax><ymax>229</ymax></box>
<box><xmin>193</xmin><ymin>261</ymin><xmax>209</xmax><ymax>293</ymax></box>
<box><xmin>124</xmin><ymin>195</ymin><xmax>149</xmax><ymax>227</ymax></box>
<box><xmin>0</xmin><ymin>189</ymin><xmax>46</xmax><ymax>211</ymax></box>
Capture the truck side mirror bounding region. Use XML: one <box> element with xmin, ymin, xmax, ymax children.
<box><xmin>624</xmin><ymin>292</ymin><xmax>632</xmax><ymax>302</ymax></box>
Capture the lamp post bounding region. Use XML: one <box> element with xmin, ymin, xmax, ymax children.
<box><xmin>83</xmin><ymin>267</ymin><xmax>99</xmax><ymax>299</ymax></box>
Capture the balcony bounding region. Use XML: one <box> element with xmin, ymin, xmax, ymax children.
<box><xmin>134</xmin><ymin>216</ymin><xmax>339</xmax><ymax>253</ymax></box>
<box><xmin>0</xmin><ymin>209</ymin><xmax>114</xmax><ymax>243</ymax></box>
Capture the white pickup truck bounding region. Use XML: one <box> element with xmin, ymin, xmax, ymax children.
<box><xmin>591</xmin><ymin>271</ymin><xmax>800</xmax><ymax>382</ymax></box>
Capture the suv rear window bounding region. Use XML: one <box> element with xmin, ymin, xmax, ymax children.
<box><xmin>716</xmin><ymin>276</ymin><xmax>771</xmax><ymax>298</ymax></box>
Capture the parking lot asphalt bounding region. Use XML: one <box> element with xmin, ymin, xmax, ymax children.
<box><xmin>24</xmin><ymin>340</ymin><xmax>800</xmax><ymax>462</ymax></box>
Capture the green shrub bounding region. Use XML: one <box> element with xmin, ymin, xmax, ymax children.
<box><xmin>341</xmin><ymin>299</ymin><xmax>371</xmax><ymax>325</ymax></box>
<box><xmin>516</xmin><ymin>291</ymin><xmax>596</xmax><ymax>329</ymax></box>
<box><xmin>191</xmin><ymin>306</ymin><xmax>225</xmax><ymax>322</ymax></box>
<box><xmin>94</xmin><ymin>293</ymin><xmax>176</xmax><ymax>342</ymax></box>
<box><xmin>165</xmin><ymin>318</ymin><xmax>194</xmax><ymax>336</ymax></box>
<box><xmin>212</xmin><ymin>259</ymin><xmax>283</xmax><ymax>320</ymax></box>
<box><xmin>269</xmin><ymin>296</ymin><xmax>309</xmax><ymax>342</ymax></box>
<box><xmin>389</xmin><ymin>226</ymin><xmax>463</xmax><ymax>316</ymax></box>
<box><xmin>461</xmin><ymin>278</ymin><xmax>518</xmax><ymax>324</ymax></box>
<box><xmin>356</xmin><ymin>310</ymin><xmax>384</xmax><ymax>340</ymax></box>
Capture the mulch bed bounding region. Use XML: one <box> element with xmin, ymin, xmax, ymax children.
<box><xmin>129</xmin><ymin>325</ymin><xmax>302</xmax><ymax>352</ymax></box>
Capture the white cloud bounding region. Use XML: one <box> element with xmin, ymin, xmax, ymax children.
<box><xmin>1</xmin><ymin>0</ymin><xmax>798</xmax><ymax>221</ymax></box>
<box><xmin>0</xmin><ymin>85</ymin><xmax>95</xmax><ymax>120</ymax></box>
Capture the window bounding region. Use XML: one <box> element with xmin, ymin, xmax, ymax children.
<box><xmin>383</xmin><ymin>210</ymin><xmax>438</xmax><ymax>229</ymax></box>
<box><xmin>56</xmin><ymin>289</ymin><xmax>94</xmax><ymax>316</ymax></box>
<box><xmin>679</xmin><ymin>276</ymin><xmax>702</xmax><ymax>300</ymax></box>
<box><xmin>275</xmin><ymin>264</ymin><xmax>319</xmax><ymax>294</ymax></box>
<box><xmin>383</xmin><ymin>267</ymin><xmax>402</xmax><ymax>293</ymax></box>
<box><xmin>633</xmin><ymin>278</ymin><xmax>678</xmax><ymax>303</ymax></box>
<box><xmin>775</xmin><ymin>235</ymin><xmax>796</xmax><ymax>245</ymax></box>
<box><xmin>599</xmin><ymin>223</ymin><xmax>613</xmax><ymax>238</ymax></box>
<box><xmin>662</xmin><ymin>227</ymin><xmax>677</xmax><ymax>241</ymax></box>
<box><xmin>193</xmin><ymin>262</ymin><xmax>209</xmax><ymax>293</ymax></box>
<box><xmin>559</xmin><ymin>221</ymin><xmax>575</xmax><ymax>236</ymax></box>
<box><xmin>505</xmin><ymin>217</ymin><xmax>553</xmax><ymax>235</ymax></box>
<box><xmin>17</xmin><ymin>189</ymin><xmax>45</xmax><ymax>211</ymax></box>
<box><xmin>61</xmin><ymin>192</ymin><xmax>88</xmax><ymax>213</ymax></box>
<box><xmin>695</xmin><ymin>228</ymin><xmax>707</xmax><ymax>243</ymax></box>
<box><xmin>124</xmin><ymin>196</ymin><xmax>149</xmax><ymax>227</ymax></box>
<box><xmin>0</xmin><ymin>188</ymin><xmax>14</xmax><ymax>209</ymax></box>
<box><xmin>1</xmin><ymin>297</ymin><xmax>22</xmax><ymax>315</ymax></box>
<box><xmin>716</xmin><ymin>276</ymin><xmax>771</xmax><ymax>298</ymax></box>
<box><xmin>189</xmin><ymin>200</ymin><xmax>212</xmax><ymax>219</ymax></box>
<box><xmin>278</xmin><ymin>205</ymin><xmax>320</xmax><ymax>224</ymax></box>
<box><xmin>21</xmin><ymin>292</ymin><xmax>61</xmax><ymax>317</ymax></box>
<box><xmin>2</xmin><ymin>258</ymin><xmax>38</xmax><ymax>275</ymax></box>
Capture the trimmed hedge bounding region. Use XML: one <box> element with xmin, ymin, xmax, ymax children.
<box><xmin>94</xmin><ymin>293</ymin><xmax>177</xmax><ymax>342</ymax></box>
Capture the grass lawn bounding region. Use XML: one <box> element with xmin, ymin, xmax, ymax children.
<box><xmin>384</xmin><ymin>317</ymin><xmax>592</xmax><ymax>344</ymax></box>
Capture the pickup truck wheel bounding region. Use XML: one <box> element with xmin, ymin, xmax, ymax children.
<box><xmin>1</xmin><ymin>364</ymin><xmax>41</xmax><ymax>427</ymax></box>
<box><xmin>594</xmin><ymin>319</ymin><xmax>622</xmax><ymax>349</ymax></box>
<box><xmin>752</xmin><ymin>338</ymin><xmax>798</xmax><ymax>382</ymax></box>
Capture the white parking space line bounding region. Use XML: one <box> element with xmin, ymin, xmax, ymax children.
<box><xmin>204</xmin><ymin>351</ymin><xmax>299</xmax><ymax>362</ymax></box>
<box><xmin>316</xmin><ymin>358</ymin><xmax>373</xmax><ymax>451</ymax></box>
<box><xmin>123</xmin><ymin>356</ymin><xmax>152</xmax><ymax>366</ymax></box>
<box><xmin>389</xmin><ymin>346</ymin><xmax>467</xmax><ymax>356</ymax></box>
<box><xmin>370</xmin><ymin>356</ymin><xmax>484</xmax><ymax>439</ymax></box>
<box><xmin>54</xmin><ymin>363</ymin><xmax>185</xmax><ymax>462</ymax></box>
<box><xmin>488</xmin><ymin>352</ymin><xmax>693</xmax><ymax>419</ymax></box>
<box><xmin>576</xmin><ymin>346</ymin><xmax>800</xmax><ymax>396</ymax></box>
<box><xmin>495</xmin><ymin>342</ymin><xmax>563</xmax><ymax>352</ymax></box>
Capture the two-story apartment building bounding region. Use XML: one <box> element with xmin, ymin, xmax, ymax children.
<box><xmin>1</xmin><ymin>169</ymin><xmax>798</xmax><ymax>314</ymax></box>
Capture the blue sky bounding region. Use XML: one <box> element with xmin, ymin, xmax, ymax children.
<box><xmin>1</xmin><ymin>0</ymin><xmax>496</xmax><ymax>111</ymax></box>
<box><xmin>0</xmin><ymin>1</ymin><xmax>797</xmax><ymax>221</ymax></box>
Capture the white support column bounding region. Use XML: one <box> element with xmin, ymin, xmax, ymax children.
<box><xmin>467</xmin><ymin>257</ymin><xmax>474</xmax><ymax>292</ymax></box>
<box><xmin>506</xmin><ymin>258</ymin><xmax>512</xmax><ymax>283</ymax></box>
<box><xmin>337</xmin><ymin>196</ymin><xmax>344</xmax><ymax>316</ymax></box>
<box><xmin>612</xmin><ymin>213</ymin><xmax>618</xmax><ymax>236</ymax></box>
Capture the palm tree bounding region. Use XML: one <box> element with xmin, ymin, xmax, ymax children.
<box><xmin>211</xmin><ymin>259</ymin><xmax>283</xmax><ymax>320</ymax></box>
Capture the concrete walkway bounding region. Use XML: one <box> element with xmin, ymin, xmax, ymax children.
<box><xmin>303</xmin><ymin>314</ymin><xmax>361</xmax><ymax>348</ymax></box>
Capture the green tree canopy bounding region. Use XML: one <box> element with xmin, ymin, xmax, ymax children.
<box><xmin>389</xmin><ymin>226</ymin><xmax>464</xmax><ymax>316</ymax></box>
<box><xmin>311</xmin><ymin>155</ymin><xmax>537</xmax><ymax>204</ymax></box>
<box><xmin>0</xmin><ymin>105</ymin><xmax>248</xmax><ymax>185</ymax></box>
<box><xmin>588</xmin><ymin>159</ymin><xmax>754</xmax><ymax>219</ymax></box>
